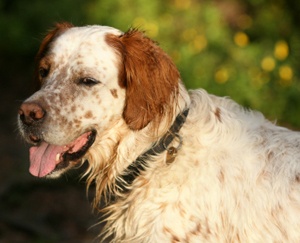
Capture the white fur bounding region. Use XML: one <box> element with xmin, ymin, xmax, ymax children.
<box><xmin>101</xmin><ymin>89</ymin><xmax>300</xmax><ymax>242</ymax></box>
<box><xmin>19</xmin><ymin>25</ymin><xmax>300</xmax><ymax>242</ymax></box>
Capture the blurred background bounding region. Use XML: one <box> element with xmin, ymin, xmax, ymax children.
<box><xmin>1</xmin><ymin>0</ymin><xmax>300</xmax><ymax>242</ymax></box>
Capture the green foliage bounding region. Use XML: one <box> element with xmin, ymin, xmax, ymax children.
<box><xmin>1</xmin><ymin>0</ymin><xmax>300</xmax><ymax>127</ymax></box>
<box><xmin>86</xmin><ymin>0</ymin><xmax>300</xmax><ymax>127</ymax></box>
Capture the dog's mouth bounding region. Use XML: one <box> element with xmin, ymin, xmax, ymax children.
<box><xmin>29</xmin><ymin>130</ymin><xmax>96</xmax><ymax>178</ymax></box>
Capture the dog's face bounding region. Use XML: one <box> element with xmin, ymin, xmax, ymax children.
<box><xmin>18</xmin><ymin>23</ymin><xmax>179</xmax><ymax>178</ymax></box>
<box><xmin>22</xmin><ymin>25</ymin><xmax>125</xmax><ymax>145</ymax></box>
<box><xmin>18</xmin><ymin>24</ymin><xmax>127</xmax><ymax>177</ymax></box>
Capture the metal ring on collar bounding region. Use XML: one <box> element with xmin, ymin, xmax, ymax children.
<box><xmin>162</xmin><ymin>133</ymin><xmax>183</xmax><ymax>152</ymax></box>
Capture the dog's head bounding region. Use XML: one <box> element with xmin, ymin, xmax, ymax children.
<box><xmin>18</xmin><ymin>23</ymin><xmax>180</xmax><ymax>178</ymax></box>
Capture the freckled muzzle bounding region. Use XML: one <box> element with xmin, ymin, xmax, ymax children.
<box><xmin>18</xmin><ymin>100</ymin><xmax>97</xmax><ymax>177</ymax></box>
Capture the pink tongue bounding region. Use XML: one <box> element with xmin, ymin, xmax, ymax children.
<box><xmin>28</xmin><ymin>132</ymin><xmax>91</xmax><ymax>178</ymax></box>
<box><xmin>29</xmin><ymin>142</ymin><xmax>66</xmax><ymax>177</ymax></box>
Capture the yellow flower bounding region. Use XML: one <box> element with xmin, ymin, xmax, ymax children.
<box><xmin>274</xmin><ymin>40</ymin><xmax>289</xmax><ymax>60</ymax></box>
<box><xmin>279</xmin><ymin>65</ymin><xmax>293</xmax><ymax>81</ymax></box>
<box><xmin>215</xmin><ymin>68</ymin><xmax>229</xmax><ymax>84</ymax></box>
<box><xmin>234</xmin><ymin>32</ymin><xmax>249</xmax><ymax>47</ymax></box>
<box><xmin>261</xmin><ymin>57</ymin><xmax>275</xmax><ymax>72</ymax></box>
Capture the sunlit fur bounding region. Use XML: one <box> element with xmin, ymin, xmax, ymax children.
<box><xmin>94</xmin><ymin>88</ymin><xmax>300</xmax><ymax>242</ymax></box>
<box><xmin>19</xmin><ymin>23</ymin><xmax>300</xmax><ymax>242</ymax></box>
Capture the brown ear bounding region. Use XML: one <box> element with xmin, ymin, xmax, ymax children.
<box><xmin>34</xmin><ymin>22</ymin><xmax>73</xmax><ymax>90</ymax></box>
<box><xmin>106</xmin><ymin>29</ymin><xmax>180</xmax><ymax>130</ymax></box>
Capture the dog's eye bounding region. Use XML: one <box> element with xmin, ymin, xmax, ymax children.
<box><xmin>79</xmin><ymin>77</ymin><xmax>100</xmax><ymax>86</ymax></box>
<box><xmin>39</xmin><ymin>67</ymin><xmax>49</xmax><ymax>78</ymax></box>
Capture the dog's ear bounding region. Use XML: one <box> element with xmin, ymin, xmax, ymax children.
<box><xmin>106</xmin><ymin>29</ymin><xmax>180</xmax><ymax>130</ymax></box>
<box><xmin>34</xmin><ymin>22</ymin><xmax>73</xmax><ymax>90</ymax></box>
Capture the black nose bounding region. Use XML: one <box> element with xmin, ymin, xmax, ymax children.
<box><xmin>18</xmin><ymin>102</ymin><xmax>46</xmax><ymax>126</ymax></box>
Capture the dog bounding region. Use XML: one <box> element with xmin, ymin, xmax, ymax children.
<box><xmin>18</xmin><ymin>22</ymin><xmax>300</xmax><ymax>242</ymax></box>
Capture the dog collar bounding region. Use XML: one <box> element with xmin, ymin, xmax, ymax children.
<box><xmin>116</xmin><ymin>108</ymin><xmax>189</xmax><ymax>193</ymax></box>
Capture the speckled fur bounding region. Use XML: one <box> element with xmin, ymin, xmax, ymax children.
<box><xmin>19</xmin><ymin>24</ymin><xmax>300</xmax><ymax>242</ymax></box>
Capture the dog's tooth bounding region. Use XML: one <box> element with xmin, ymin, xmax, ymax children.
<box><xmin>56</xmin><ymin>153</ymin><xmax>60</xmax><ymax>162</ymax></box>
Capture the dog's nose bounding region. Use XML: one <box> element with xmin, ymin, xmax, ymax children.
<box><xmin>19</xmin><ymin>102</ymin><xmax>46</xmax><ymax>125</ymax></box>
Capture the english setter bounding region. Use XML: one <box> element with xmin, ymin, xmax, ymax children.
<box><xmin>18</xmin><ymin>23</ymin><xmax>300</xmax><ymax>242</ymax></box>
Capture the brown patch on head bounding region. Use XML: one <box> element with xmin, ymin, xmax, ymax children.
<box><xmin>84</xmin><ymin>110</ymin><xmax>93</xmax><ymax>119</ymax></box>
<box><xmin>295</xmin><ymin>174</ymin><xmax>300</xmax><ymax>183</ymax></box>
<box><xmin>110</xmin><ymin>89</ymin><xmax>118</xmax><ymax>98</ymax></box>
<box><xmin>214</xmin><ymin>107</ymin><xmax>222</xmax><ymax>122</ymax></box>
<box><xmin>34</xmin><ymin>22</ymin><xmax>73</xmax><ymax>90</ymax></box>
<box><xmin>106</xmin><ymin>29</ymin><xmax>180</xmax><ymax>130</ymax></box>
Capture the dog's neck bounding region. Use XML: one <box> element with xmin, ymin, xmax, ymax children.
<box><xmin>115</xmin><ymin>108</ymin><xmax>189</xmax><ymax>193</ymax></box>
<box><xmin>86</xmin><ymin>82</ymin><xmax>190</xmax><ymax>207</ymax></box>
